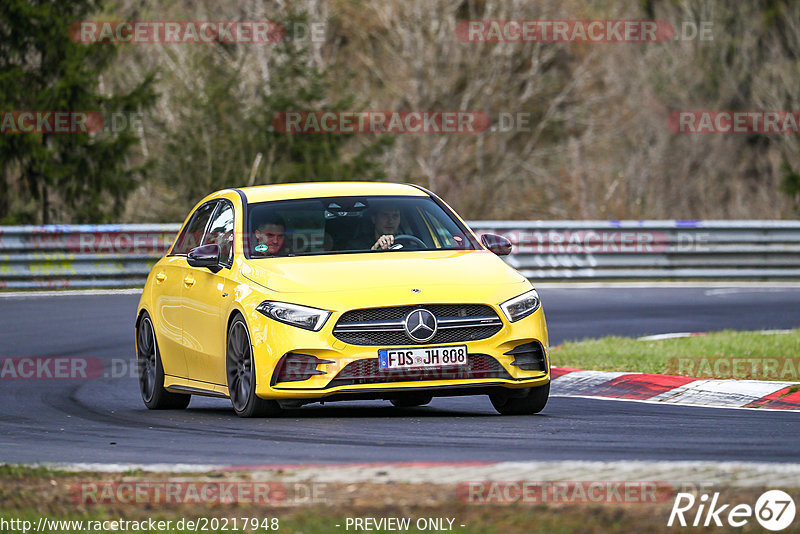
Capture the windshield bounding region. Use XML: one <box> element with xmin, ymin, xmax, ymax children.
<box><xmin>245</xmin><ymin>195</ymin><xmax>479</xmax><ymax>258</ymax></box>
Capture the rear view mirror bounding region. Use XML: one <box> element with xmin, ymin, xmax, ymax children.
<box><xmin>480</xmin><ymin>233</ymin><xmax>513</xmax><ymax>256</ymax></box>
<box><xmin>187</xmin><ymin>244</ymin><xmax>221</xmax><ymax>272</ymax></box>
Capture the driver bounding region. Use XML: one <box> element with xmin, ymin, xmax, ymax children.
<box><xmin>370</xmin><ymin>205</ymin><xmax>401</xmax><ymax>250</ymax></box>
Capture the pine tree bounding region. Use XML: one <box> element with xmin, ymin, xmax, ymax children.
<box><xmin>0</xmin><ymin>0</ymin><xmax>155</xmax><ymax>223</ymax></box>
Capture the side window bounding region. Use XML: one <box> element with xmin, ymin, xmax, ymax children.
<box><xmin>420</xmin><ymin>205</ymin><xmax>467</xmax><ymax>249</ymax></box>
<box><xmin>171</xmin><ymin>201</ymin><xmax>217</xmax><ymax>255</ymax></box>
<box><xmin>203</xmin><ymin>202</ymin><xmax>234</xmax><ymax>265</ymax></box>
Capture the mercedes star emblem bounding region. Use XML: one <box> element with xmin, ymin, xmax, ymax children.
<box><xmin>404</xmin><ymin>308</ymin><xmax>437</xmax><ymax>343</ymax></box>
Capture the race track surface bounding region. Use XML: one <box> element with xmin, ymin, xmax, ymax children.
<box><xmin>1</xmin><ymin>287</ymin><xmax>798</xmax><ymax>465</ymax></box>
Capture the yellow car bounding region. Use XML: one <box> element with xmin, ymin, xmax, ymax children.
<box><xmin>136</xmin><ymin>182</ymin><xmax>550</xmax><ymax>417</ymax></box>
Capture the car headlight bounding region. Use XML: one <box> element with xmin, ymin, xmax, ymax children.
<box><xmin>256</xmin><ymin>301</ymin><xmax>331</xmax><ymax>331</ymax></box>
<box><xmin>500</xmin><ymin>289</ymin><xmax>541</xmax><ymax>322</ymax></box>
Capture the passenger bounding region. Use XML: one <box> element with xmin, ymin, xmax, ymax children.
<box><xmin>254</xmin><ymin>214</ymin><xmax>287</xmax><ymax>256</ymax></box>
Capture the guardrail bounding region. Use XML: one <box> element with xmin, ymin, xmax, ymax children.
<box><xmin>470</xmin><ymin>220</ymin><xmax>800</xmax><ymax>280</ymax></box>
<box><xmin>0</xmin><ymin>224</ymin><xmax>178</xmax><ymax>289</ymax></box>
<box><xmin>1</xmin><ymin>221</ymin><xmax>798</xmax><ymax>288</ymax></box>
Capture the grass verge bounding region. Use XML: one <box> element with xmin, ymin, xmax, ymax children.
<box><xmin>551</xmin><ymin>329</ymin><xmax>800</xmax><ymax>380</ymax></box>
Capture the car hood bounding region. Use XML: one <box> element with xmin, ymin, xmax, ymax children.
<box><xmin>239</xmin><ymin>250</ymin><xmax>530</xmax><ymax>308</ymax></box>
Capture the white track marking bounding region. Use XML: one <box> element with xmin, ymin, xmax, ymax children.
<box><xmin>649</xmin><ymin>379</ymin><xmax>797</xmax><ymax>407</ymax></box>
<box><xmin>550</xmin><ymin>371</ymin><xmax>627</xmax><ymax>396</ymax></box>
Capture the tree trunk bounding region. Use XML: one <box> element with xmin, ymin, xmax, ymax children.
<box><xmin>42</xmin><ymin>183</ymin><xmax>49</xmax><ymax>225</ymax></box>
<box><xmin>0</xmin><ymin>169</ymin><xmax>7</xmax><ymax>221</ymax></box>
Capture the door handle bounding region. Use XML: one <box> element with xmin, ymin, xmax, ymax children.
<box><xmin>183</xmin><ymin>276</ymin><xmax>195</xmax><ymax>287</ymax></box>
<box><xmin>155</xmin><ymin>272</ymin><xmax>167</xmax><ymax>284</ymax></box>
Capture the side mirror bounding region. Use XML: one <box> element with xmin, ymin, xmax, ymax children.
<box><xmin>187</xmin><ymin>244</ymin><xmax>221</xmax><ymax>272</ymax></box>
<box><xmin>480</xmin><ymin>233</ymin><xmax>513</xmax><ymax>256</ymax></box>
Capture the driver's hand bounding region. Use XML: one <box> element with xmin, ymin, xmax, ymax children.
<box><xmin>371</xmin><ymin>234</ymin><xmax>394</xmax><ymax>250</ymax></box>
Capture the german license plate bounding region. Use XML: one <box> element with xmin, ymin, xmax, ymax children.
<box><xmin>378</xmin><ymin>345</ymin><xmax>468</xmax><ymax>370</ymax></box>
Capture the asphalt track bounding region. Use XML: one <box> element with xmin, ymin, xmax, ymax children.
<box><xmin>0</xmin><ymin>286</ymin><xmax>798</xmax><ymax>465</ymax></box>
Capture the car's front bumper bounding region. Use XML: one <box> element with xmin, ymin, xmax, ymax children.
<box><xmin>247</xmin><ymin>304</ymin><xmax>550</xmax><ymax>400</ymax></box>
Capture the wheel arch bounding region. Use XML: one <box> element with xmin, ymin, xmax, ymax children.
<box><xmin>226</xmin><ymin>306</ymin><xmax>247</xmax><ymax>336</ymax></box>
<box><xmin>134</xmin><ymin>306</ymin><xmax>154</xmax><ymax>357</ymax></box>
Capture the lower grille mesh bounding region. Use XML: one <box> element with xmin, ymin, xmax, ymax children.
<box><xmin>326</xmin><ymin>354</ymin><xmax>511</xmax><ymax>388</ymax></box>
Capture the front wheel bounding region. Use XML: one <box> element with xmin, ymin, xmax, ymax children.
<box><xmin>226</xmin><ymin>316</ymin><xmax>282</xmax><ymax>418</ymax></box>
<box><xmin>490</xmin><ymin>382</ymin><xmax>549</xmax><ymax>415</ymax></box>
<box><xmin>137</xmin><ymin>312</ymin><xmax>190</xmax><ymax>410</ymax></box>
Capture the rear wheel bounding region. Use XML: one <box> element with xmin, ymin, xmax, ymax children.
<box><xmin>226</xmin><ymin>316</ymin><xmax>282</xmax><ymax>418</ymax></box>
<box><xmin>490</xmin><ymin>382</ymin><xmax>549</xmax><ymax>415</ymax></box>
<box><xmin>390</xmin><ymin>394</ymin><xmax>433</xmax><ymax>407</ymax></box>
<box><xmin>137</xmin><ymin>312</ymin><xmax>191</xmax><ymax>410</ymax></box>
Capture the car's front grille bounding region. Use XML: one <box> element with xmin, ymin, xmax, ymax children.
<box><xmin>325</xmin><ymin>353</ymin><xmax>511</xmax><ymax>388</ymax></box>
<box><xmin>332</xmin><ymin>304</ymin><xmax>503</xmax><ymax>346</ymax></box>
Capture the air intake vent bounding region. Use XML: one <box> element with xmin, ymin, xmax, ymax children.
<box><xmin>505</xmin><ymin>341</ymin><xmax>547</xmax><ymax>372</ymax></box>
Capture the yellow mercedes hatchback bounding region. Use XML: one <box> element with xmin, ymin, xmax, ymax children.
<box><xmin>136</xmin><ymin>182</ymin><xmax>550</xmax><ymax>417</ymax></box>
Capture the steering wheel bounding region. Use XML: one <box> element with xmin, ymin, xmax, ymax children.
<box><xmin>390</xmin><ymin>234</ymin><xmax>427</xmax><ymax>250</ymax></box>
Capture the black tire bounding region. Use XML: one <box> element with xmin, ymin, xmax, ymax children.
<box><xmin>490</xmin><ymin>382</ymin><xmax>549</xmax><ymax>415</ymax></box>
<box><xmin>137</xmin><ymin>312</ymin><xmax>191</xmax><ymax>410</ymax></box>
<box><xmin>390</xmin><ymin>394</ymin><xmax>433</xmax><ymax>407</ymax></box>
<box><xmin>226</xmin><ymin>316</ymin><xmax>282</xmax><ymax>418</ymax></box>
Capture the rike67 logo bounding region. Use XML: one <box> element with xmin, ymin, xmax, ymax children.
<box><xmin>668</xmin><ymin>490</ymin><xmax>796</xmax><ymax>531</ymax></box>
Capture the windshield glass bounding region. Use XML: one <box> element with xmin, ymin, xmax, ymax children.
<box><xmin>245</xmin><ymin>195</ymin><xmax>479</xmax><ymax>258</ymax></box>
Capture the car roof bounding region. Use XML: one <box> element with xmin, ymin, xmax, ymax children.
<box><xmin>234</xmin><ymin>182</ymin><xmax>428</xmax><ymax>203</ymax></box>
